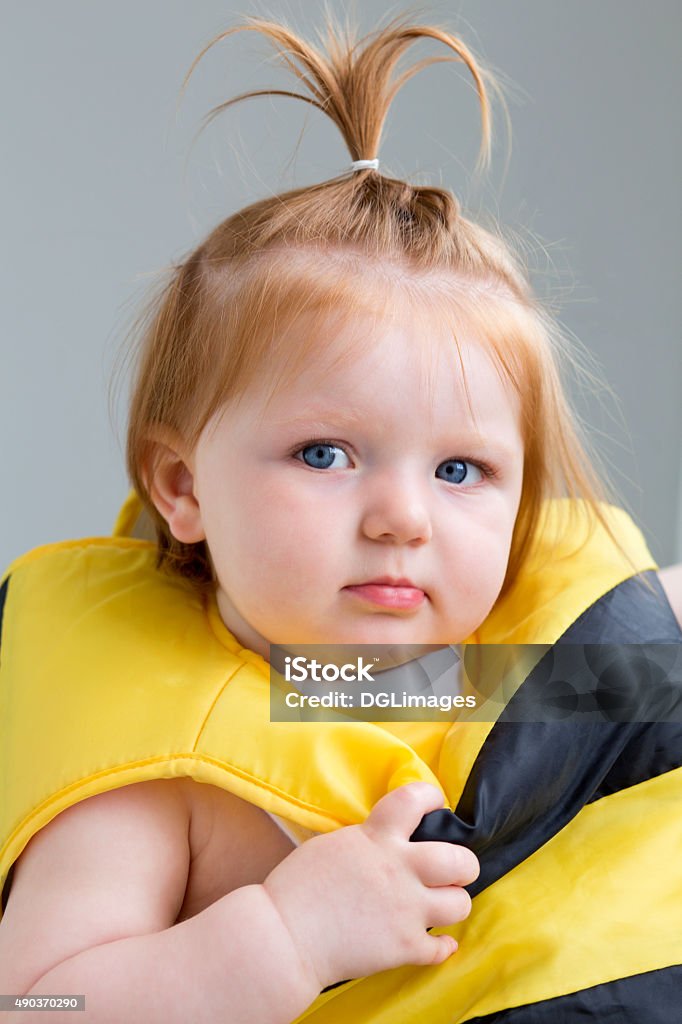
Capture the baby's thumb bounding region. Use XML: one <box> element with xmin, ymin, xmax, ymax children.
<box><xmin>364</xmin><ymin>782</ymin><xmax>446</xmax><ymax>838</ymax></box>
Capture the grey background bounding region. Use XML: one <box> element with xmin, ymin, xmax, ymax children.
<box><xmin>2</xmin><ymin>0</ymin><xmax>681</xmax><ymax>571</ymax></box>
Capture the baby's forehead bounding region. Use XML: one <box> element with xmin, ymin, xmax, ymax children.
<box><xmin>251</xmin><ymin>283</ymin><xmax>496</xmax><ymax>389</ymax></box>
<box><xmin>204</xmin><ymin>249</ymin><xmax>528</xmax><ymax>441</ymax></box>
<box><xmin>237</xmin><ymin>310</ymin><xmax>520</xmax><ymax>446</ymax></box>
<box><xmin>249</xmin><ymin>307</ymin><xmax>451</xmax><ymax>408</ymax></box>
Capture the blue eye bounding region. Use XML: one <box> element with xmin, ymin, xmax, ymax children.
<box><xmin>297</xmin><ymin>443</ymin><xmax>351</xmax><ymax>470</ymax></box>
<box><xmin>436</xmin><ymin>460</ymin><xmax>483</xmax><ymax>485</ymax></box>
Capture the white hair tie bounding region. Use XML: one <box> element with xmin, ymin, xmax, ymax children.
<box><xmin>350</xmin><ymin>158</ymin><xmax>379</xmax><ymax>172</ymax></box>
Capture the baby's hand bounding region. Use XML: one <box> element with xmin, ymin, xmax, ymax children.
<box><xmin>262</xmin><ymin>782</ymin><xmax>479</xmax><ymax>991</ymax></box>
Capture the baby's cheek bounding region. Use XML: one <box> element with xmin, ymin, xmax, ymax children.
<box><xmin>267</xmin><ymin>498</ymin><xmax>345</xmax><ymax>565</ymax></box>
<box><xmin>448</xmin><ymin>531</ymin><xmax>510</xmax><ymax>617</ymax></box>
<box><xmin>229</xmin><ymin>521</ymin><xmax>324</xmax><ymax>604</ymax></box>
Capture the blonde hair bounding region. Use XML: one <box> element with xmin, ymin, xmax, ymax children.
<box><xmin>118</xmin><ymin>10</ymin><xmax>637</xmax><ymax>597</ymax></box>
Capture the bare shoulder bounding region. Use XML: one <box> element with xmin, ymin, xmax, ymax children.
<box><xmin>659</xmin><ymin>563</ymin><xmax>682</xmax><ymax>628</ymax></box>
<box><xmin>0</xmin><ymin>779</ymin><xmax>192</xmax><ymax>995</ymax></box>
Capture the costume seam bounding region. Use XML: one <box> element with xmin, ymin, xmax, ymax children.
<box><xmin>3</xmin><ymin>536</ymin><xmax>156</xmax><ymax>581</ymax></box>
<box><xmin>190</xmin><ymin>662</ymin><xmax>248</xmax><ymax>752</ymax></box>
<box><xmin>0</xmin><ymin>754</ymin><xmax>347</xmax><ymax>863</ymax></box>
<box><xmin>585</xmin><ymin>761</ymin><xmax>682</xmax><ymax>806</ymax></box>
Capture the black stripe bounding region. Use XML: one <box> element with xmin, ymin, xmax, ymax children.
<box><xmin>462</xmin><ymin>963</ymin><xmax>682</xmax><ymax>1023</ymax></box>
<box><xmin>560</xmin><ymin>571</ymin><xmax>682</xmax><ymax>644</ymax></box>
<box><xmin>0</xmin><ymin>575</ymin><xmax>11</xmax><ymax>914</ymax></box>
<box><xmin>562</xmin><ymin>573</ymin><xmax>682</xmax><ymax>802</ymax></box>
<box><xmin>411</xmin><ymin>573</ymin><xmax>682</xmax><ymax>897</ymax></box>
<box><xmin>0</xmin><ymin>574</ymin><xmax>8</xmax><ymax>659</ymax></box>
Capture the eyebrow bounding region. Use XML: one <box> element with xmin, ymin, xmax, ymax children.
<box><xmin>273</xmin><ymin>412</ymin><xmax>515</xmax><ymax>455</ymax></box>
<box><xmin>272</xmin><ymin>408</ymin><xmax>368</xmax><ymax>430</ymax></box>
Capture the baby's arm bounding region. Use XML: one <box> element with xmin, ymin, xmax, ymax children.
<box><xmin>0</xmin><ymin>781</ymin><xmax>477</xmax><ymax>1024</ymax></box>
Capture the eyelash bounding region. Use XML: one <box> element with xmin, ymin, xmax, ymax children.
<box><xmin>289</xmin><ymin>439</ymin><xmax>500</xmax><ymax>480</ymax></box>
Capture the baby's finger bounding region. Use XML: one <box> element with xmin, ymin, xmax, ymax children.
<box><xmin>412</xmin><ymin>841</ymin><xmax>480</xmax><ymax>888</ymax></box>
<box><xmin>412</xmin><ymin>931</ymin><xmax>459</xmax><ymax>967</ymax></box>
<box><xmin>364</xmin><ymin>782</ymin><xmax>446</xmax><ymax>839</ymax></box>
<box><xmin>426</xmin><ymin>885</ymin><xmax>473</xmax><ymax>928</ymax></box>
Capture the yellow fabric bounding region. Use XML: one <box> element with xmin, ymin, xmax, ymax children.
<box><xmin>111</xmin><ymin>489</ymin><xmax>143</xmax><ymax>538</ymax></box>
<box><xmin>0</xmin><ymin>495</ymin><xmax>667</xmax><ymax>1021</ymax></box>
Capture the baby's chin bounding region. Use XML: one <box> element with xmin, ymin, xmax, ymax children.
<box><xmin>271</xmin><ymin>615</ymin><xmax>469</xmax><ymax>648</ymax></box>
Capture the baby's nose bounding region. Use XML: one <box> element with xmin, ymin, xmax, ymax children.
<box><xmin>360</xmin><ymin>473</ymin><xmax>432</xmax><ymax>544</ymax></box>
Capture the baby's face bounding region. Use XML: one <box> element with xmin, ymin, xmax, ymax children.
<box><xmin>189</xmin><ymin>310</ymin><xmax>524</xmax><ymax>657</ymax></box>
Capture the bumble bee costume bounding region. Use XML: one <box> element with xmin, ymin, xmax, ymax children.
<box><xmin>1</xmin><ymin>494</ymin><xmax>681</xmax><ymax>1023</ymax></box>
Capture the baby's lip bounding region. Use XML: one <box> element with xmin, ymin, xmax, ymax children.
<box><xmin>343</xmin><ymin>578</ymin><xmax>427</xmax><ymax>611</ymax></box>
<box><xmin>351</xmin><ymin>575</ymin><xmax>421</xmax><ymax>589</ymax></box>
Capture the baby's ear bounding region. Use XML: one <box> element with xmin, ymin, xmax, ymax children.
<box><xmin>143</xmin><ymin>427</ymin><xmax>206</xmax><ymax>544</ymax></box>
